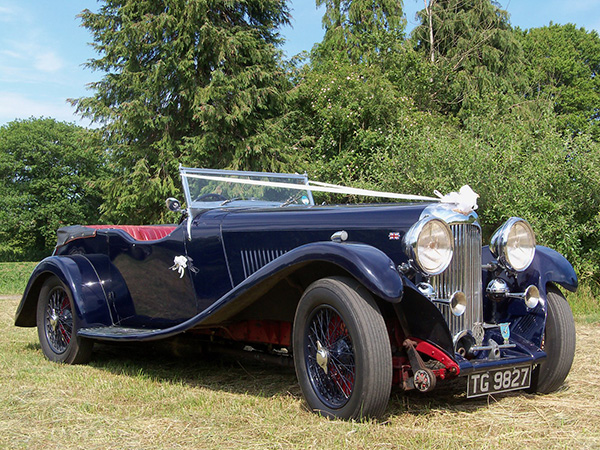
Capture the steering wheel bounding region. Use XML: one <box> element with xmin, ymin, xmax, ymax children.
<box><xmin>195</xmin><ymin>193</ymin><xmax>227</xmax><ymax>202</ymax></box>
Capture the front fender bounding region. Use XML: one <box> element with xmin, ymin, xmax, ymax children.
<box><xmin>482</xmin><ymin>245</ymin><xmax>577</xmax><ymax>348</ymax></box>
<box><xmin>15</xmin><ymin>255</ymin><xmax>112</xmax><ymax>328</ymax></box>
<box><xmin>200</xmin><ymin>241</ymin><xmax>404</xmax><ymax>326</ymax></box>
<box><xmin>278</xmin><ymin>241</ymin><xmax>405</xmax><ymax>302</ymax></box>
<box><xmin>529</xmin><ymin>246</ymin><xmax>578</xmax><ymax>293</ymax></box>
<box><xmin>483</xmin><ymin>245</ymin><xmax>578</xmax><ymax>295</ymax></box>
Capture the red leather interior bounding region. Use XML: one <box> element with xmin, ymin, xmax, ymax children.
<box><xmin>85</xmin><ymin>225</ymin><xmax>177</xmax><ymax>242</ymax></box>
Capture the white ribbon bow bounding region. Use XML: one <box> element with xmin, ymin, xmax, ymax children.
<box><xmin>434</xmin><ymin>185</ymin><xmax>479</xmax><ymax>215</ymax></box>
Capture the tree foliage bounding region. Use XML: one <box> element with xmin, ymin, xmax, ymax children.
<box><xmin>411</xmin><ymin>0</ymin><xmax>524</xmax><ymax>117</ymax></box>
<box><xmin>287</xmin><ymin>0</ymin><xmax>600</xmax><ymax>285</ymax></box>
<box><xmin>519</xmin><ymin>23</ymin><xmax>600</xmax><ymax>139</ymax></box>
<box><xmin>314</xmin><ymin>0</ymin><xmax>405</xmax><ymax>66</ymax></box>
<box><xmin>40</xmin><ymin>0</ymin><xmax>599</xmax><ymax>285</ymax></box>
<box><xmin>0</xmin><ymin>118</ymin><xmax>106</xmax><ymax>260</ymax></box>
<box><xmin>73</xmin><ymin>0</ymin><xmax>292</xmax><ymax>223</ymax></box>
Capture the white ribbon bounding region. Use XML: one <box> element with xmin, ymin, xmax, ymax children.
<box><xmin>183</xmin><ymin>172</ymin><xmax>440</xmax><ymax>202</ymax></box>
<box><xmin>182</xmin><ymin>171</ymin><xmax>480</xmax><ymax>213</ymax></box>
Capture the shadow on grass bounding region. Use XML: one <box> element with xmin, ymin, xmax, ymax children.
<box><xmin>89</xmin><ymin>338</ymin><xmax>301</xmax><ymax>399</ymax></box>
<box><xmin>84</xmin><ymin>336</ymin><xmax>501</xmax><ymax>419</ymax></box>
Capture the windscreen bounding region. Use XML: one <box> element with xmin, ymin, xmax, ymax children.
<box><xmin>180</xmin><ymin>168</ymin><xmax>314</xmax><ymax>209</ymax></box>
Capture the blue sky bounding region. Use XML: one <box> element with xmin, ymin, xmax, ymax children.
<box><xmin>1</xmin><ymin>0</ymin><xmax>600</xmax><ymax>127</ymax></box>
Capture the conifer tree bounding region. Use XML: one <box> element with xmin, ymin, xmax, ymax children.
<box><xmin>315</xmin><ymin>0</ymin><xmax>405</xmax><ymax>65</ymax></box>
<box><xmin>412</xmin><ymin>0</ymin><xmax>523</xmax><ymax>117</ymax></box>
<box><xmin>72</xmin><ymin>0</ymin><xmax>290</xmax><ymax>223</ymax></box>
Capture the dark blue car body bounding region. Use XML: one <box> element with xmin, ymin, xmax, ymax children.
<box><xmin>15</xmin><ymin>168</ymin><xmax>578</xmax><ymax>419</ymax></box>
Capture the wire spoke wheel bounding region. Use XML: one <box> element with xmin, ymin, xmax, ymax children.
<box><xmin>293</xmin><ymin>276</ymin><xmax>392</xmax><ymax>419</ymax></box>
<box><xmin>305</xmin><ymin>305</ymin><xmax>355</xmax><ymax>408</ymax></box>
<box><xmin>44</xmin><ymin>286</ymin><xmax>73</xmax><ymax>354</ymax></box>
<box><xmin>36</xmin><ymin>276</ymin><xmax>92</xmax><ymax>364</ymax></box>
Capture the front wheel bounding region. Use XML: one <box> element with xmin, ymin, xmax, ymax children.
<box><xmin>36</xmin><ymin>276</ymin><xmax>93</xmax><ymax>364</ymax></box>
<box><xmin>530</xmin><ymin>285</ymin><xmax>576</xmax><ymax>393</ymax></box>
<box><xmin>293</xmin><ymin>277</ymin><xmax>392</xmax><ymax>419</ymax></box>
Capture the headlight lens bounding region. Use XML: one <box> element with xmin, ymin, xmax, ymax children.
<box><xmin>490</xmin><ymin>217</ymin><xmax>536</xmax><ymax>272</ymax></box>
<box><xmin>404</xmin><ymin>217</ymin><xmax>454</xmax><ymax>275</ymax></box>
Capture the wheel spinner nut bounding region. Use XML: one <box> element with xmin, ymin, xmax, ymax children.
<box><xmin>316</xmin><ymin>340</ymin><xmax>329</xmax><ymax>374</ymax></box>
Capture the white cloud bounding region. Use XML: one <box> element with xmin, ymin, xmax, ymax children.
<box><xmin>0</xmin><ymin>91</ymin><xmax>79</xmax><ymax>125</ymax></box>
<box><xmin>0</xmin><ymin>49</ymin><xmax>22</xmax><ymax>59</ymax></box>
<box><xmin>34</xmin><ymin>51</ymin><xmax>64</xmax><ymax>73</ymax></box>
<box><xmin>0</xmin><ymin>5</ymin><xmax>18</xmax><ymax>22</ymax></box>
<box><xmin>0</xmin><ymin>40</ymin><xmax>67</xmax><ymax>83</ymax></box>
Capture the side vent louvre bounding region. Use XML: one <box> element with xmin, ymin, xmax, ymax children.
<box><xmin>241</xmin><ymin>249</ymin><xmax>288</xmax><ymax>278</ymax></box>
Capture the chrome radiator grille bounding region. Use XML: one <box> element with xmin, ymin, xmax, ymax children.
<box><xmin>430</xmin><ymin>224</ymin><xmax>483</xmax><ymax>338</ymax></box>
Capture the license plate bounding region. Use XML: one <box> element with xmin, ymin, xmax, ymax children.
<box><xmin>467</xmin><ymin>365</ymin><xmax>532</xmax><ymax>398</ymax></box>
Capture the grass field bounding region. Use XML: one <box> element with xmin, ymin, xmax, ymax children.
<box><xmin>0</xmin><ymin>261</ymin><xmax>37</xmax><ymax>296</ymax></box>
<box><xmin>2</xmin><ymin>262</ymin><xmax>599</xmax><ymax>449</ymax></box>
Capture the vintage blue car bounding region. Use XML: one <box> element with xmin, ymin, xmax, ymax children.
<box><xmin>15</xmin><ymin>167</ymin><xmax>577</xmax><ymax>419</ymax></box>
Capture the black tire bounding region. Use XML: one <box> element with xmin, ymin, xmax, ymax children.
<box><xmin>36</xmin><ymin>276</ymin><xmax>93</xmax><ymax>364</ymax></box>
<box><xmin>531</xmin><ymin>285</ymin><xmax>576</xmax><ymax>393</ymax></box>
<box><xmin>293</xmin><ymin>276</ymin><xmax>392</xmax><ymax>419</ymax></box>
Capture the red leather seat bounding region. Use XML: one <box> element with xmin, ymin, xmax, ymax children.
<box><xmin>85</xmin><ymin>225</ymin><xmax>176</xmax><ymax>241</ymax></box>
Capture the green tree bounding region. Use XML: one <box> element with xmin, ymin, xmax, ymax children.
<box><xmin>288</xmin><ymin>60</ymin><xmax>409</xmax><ymax>188</ymax></box>
<box><xmin>411</xmin><ymin>0</ymin><xmax>524</xmax><ymax>117</ymax></box>
<box><xmin>0</xmin><ymin>118</ymin><xmax>106</xmax><ymax>260</ymax></box>
<box><xmin>519</xmin><ymin>23</ymin><xmax>600</xmax><ymax>139</ymax></box>
<box><xmin>314</xmin><ymin>0</ymin><xmax>405</xmax><ymax>66</ymax></box>
<box><xmin>73</xmin><ymin>0</ymin><xmax>291</xmax><ymax>223</ymax></box>
<box><xmin>282</xmin><ymin>0</ymin><xmax>411</xmax><ymax>191</ymax></box>
<box><xmin>361</xmin><ymin>107</ymin><xmax>600</xmax><ymax>285</ymax></box>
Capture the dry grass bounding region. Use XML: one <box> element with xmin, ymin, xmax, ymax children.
<box><xmin>2</xmin><ymin>294</ymin><xmax>599</xmax><ymax>449</ymax></box>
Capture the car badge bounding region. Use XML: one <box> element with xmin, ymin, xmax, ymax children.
<box><xmin>388</xmin><ymin>232</ymin><xmax>400</xmax><ymax>240</ymax></box>
<box><xmin>500</xmin><ymin>322</ymin><xmax>511</xmax><ymax>345</ymax></box>
<box><xmin>472</xmin><ymin>322</ymin><xmax>484</xmax><ymax>347</ymax></box>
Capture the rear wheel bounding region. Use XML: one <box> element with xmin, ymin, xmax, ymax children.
<box><xmin>293</xmin><ymin>277</ymin><xmax>392</xmax><ymax>419</ymax></box>
<box><xmin>36</xmin><ymin>277</ymin><xmax>92</xmax><ymax>364</ymax></box>
<box><xmin>531</xmin><ymin>285</ymin><xmax>576</xmax><ymax>393</ymax></box>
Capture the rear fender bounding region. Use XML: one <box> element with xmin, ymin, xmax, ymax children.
<box><xmin>15</xmin><ymin>255</ymin><xmax>113</xmax><ymax>328</ymax></box>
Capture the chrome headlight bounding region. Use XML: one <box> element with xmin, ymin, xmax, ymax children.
<box><xmin>404</xmin><ymin>217</ymin><xmax>454</xmax><ymax>276</ymax></box>
<box><xmin>490</xmin><ymin>217</ymin><xmax>536</xmax><ymax>272</ymax></box>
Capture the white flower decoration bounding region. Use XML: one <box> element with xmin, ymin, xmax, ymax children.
<box><xmin>170</xmin><ymin>255</ymin><xmax>188</xmax><ymax>278</ymax></box>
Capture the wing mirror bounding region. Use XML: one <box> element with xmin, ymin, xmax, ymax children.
<box><xmin>166</xmin><ymin>197</ymin><xmax>182</xmax><ymax>213</ymax></box>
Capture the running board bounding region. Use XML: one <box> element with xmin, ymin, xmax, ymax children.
<box><xmin>78</xmin><ymin>326</ymin><xmax>166</xmax><ymax>341</ymax></box>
